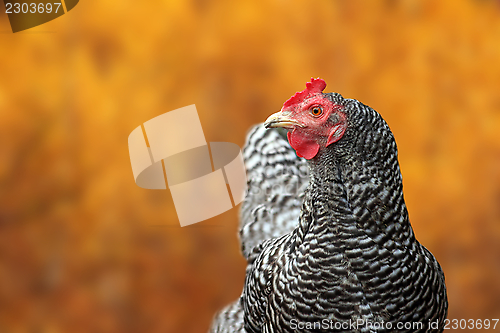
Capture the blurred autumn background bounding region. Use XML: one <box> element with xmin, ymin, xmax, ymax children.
<box><xmin>0</xmin><ymin>0</ymin><xmax>499</xmax><ymax>332</ymax></box>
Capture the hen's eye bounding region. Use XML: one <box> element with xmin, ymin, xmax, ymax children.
<box><xmin>310</xmin><ymin>106</ymin><xmax>323</xmax><ymax>117</ymax></box>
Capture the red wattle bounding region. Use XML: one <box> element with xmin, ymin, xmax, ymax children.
<box><xmin>287</xmin><ymin>130</ymin><xmax>320</xmax><ymax>160</ymax></box>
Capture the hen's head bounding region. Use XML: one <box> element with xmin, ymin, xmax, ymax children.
<box><xmin>264</xmin><ymin>78</ymin><xmax>347</xmax><ymax>160</ymax></box>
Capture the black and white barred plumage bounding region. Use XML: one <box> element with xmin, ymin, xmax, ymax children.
<box><xmin>211</xmin><ymin>125</ymin><xmax>307</xmax><ymax>333</ymax></box>
<box><xmin>240</xmin><ymin>125</ymin><xmax>309</xmax><ymax>259</ymax></box>
<box><xmin>210</xmin><ymin>91</ymin><xmax>447</xmax><ymax>333</ymax></box>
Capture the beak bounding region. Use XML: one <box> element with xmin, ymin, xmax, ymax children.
<box><xmin>264</xmin><ymin>111</ymin><xmax>304</xmax><ymax>129</ymax></box>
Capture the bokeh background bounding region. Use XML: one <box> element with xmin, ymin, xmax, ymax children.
<box><xmin>1</xmin><ymin>0</ymin><xmax>500</xmax><ymax>332</ymax></box>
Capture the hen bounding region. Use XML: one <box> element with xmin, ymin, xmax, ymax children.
<box><xmin>210</xmin><ymin>78</ymin><xmax>447</xmax><ymax>333</ymax></box>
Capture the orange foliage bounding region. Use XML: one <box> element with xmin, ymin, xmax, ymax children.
<box><xmin>0</xmin><ymin>0</ymin><xmax>500</xmax><ymax>332</ymax></box>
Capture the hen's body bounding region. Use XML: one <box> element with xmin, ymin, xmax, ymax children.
<box><xmin>210</xmin><ymin>83</ymin><xmax>447</xmax><ymax>333</ymax></box>
<box><xmin>240</xmin><ymin>125</ymin><xmax>309</xmax><ymax>260</ymax></box>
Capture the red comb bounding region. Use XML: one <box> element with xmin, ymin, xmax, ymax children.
<box><xmin>283</xmin><ymin>78</ymin><xmax>327</xmax><ymax>108</ymax></box>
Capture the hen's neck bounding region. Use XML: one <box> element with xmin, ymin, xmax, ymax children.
<box><xmin>295</xmin><ymin>143</ymin><xmax>415</xmax><ymax>249</ymax></box>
